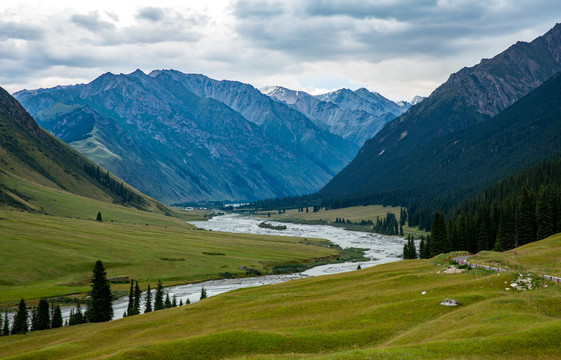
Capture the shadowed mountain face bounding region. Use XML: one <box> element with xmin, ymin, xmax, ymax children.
<box><xmin>0</xmin><ymin>86</ymin><xmax>156</xmax><ymax>211</ymax></box>
<box><xmin>260</xmin><ymin>86</ymin><xmax>412</xmax><ymax>146</ymax></box>
<box><xmin>15</xmin><ymin>70</ymin><xmax>358</xmax><ymax>204</ymax></box>
<box><xmin>320</xmin><ymin>23</ymin><xmax>561</xmax><ymax>200</ymax></box>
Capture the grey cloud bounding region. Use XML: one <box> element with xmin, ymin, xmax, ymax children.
<box><xmin>232</xmin><ymin>0</ymin><xmax>286</xmax><ymax>19</ymax></box>
<box><xmin>71</xmin><ymin>12</ymin><xmax>115</xmax><ymax>32</ymax></box>
<box><xmin>231</xmin><ymin>0</ymin><xmax>561</xmax><ymax>62</ymax></box>
<box><xmin>0</xmin><ymin>21</ymin><xmax>43</xmax><ymax>40</ymax></box>
<box><xmin>137</xmin><ymin>7</ymin><xmax>165</xmax><ymax>22</ymax></box>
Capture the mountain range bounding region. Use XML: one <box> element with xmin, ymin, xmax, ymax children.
<box><xmin>14</xmin><ymin>70</ymin><xmax>407</xmax><ymax>204</ymax></box>
<box><xmin>319</xmin><ymin>23</ymin><xmax>561</xmax><ymax>202</ymax></box>
<box><xmin>260</xmin><ymin>86</ymin><xmax>415</xmax><ymax>145</ymax></box>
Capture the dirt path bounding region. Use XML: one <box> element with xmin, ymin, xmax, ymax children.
<box><xmin>451</xmin><ymin>254</ymin><xmax>561</xmax><ymax>283</ymax></box>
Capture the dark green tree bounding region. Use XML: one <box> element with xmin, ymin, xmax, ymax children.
<box><xmin>517</xmin><ymin>187</ymin><xmax>536</xmax><ymax>246</ymax></box>
<box><xmin>164</xmin><ymin>293</ymin><xmax>172</xmax><ymax>309</ymax></box>
<box><xmin>87</xmin><ymin>260</ymin><xmax>113</xmax><ymax>322</ymax></box>
<box><xmin>536</xmin><ymin>186</ymin><xmax>555</xmax><ymax>240</ymax></box>
<box><xmin>3</xmin><ymin>311</ymin><xmax>10</xmax><ymax>336</ymax></box>
<box><xmin>154</xmin><ymin>280</ymin><xmax>164</xmax><ymax>311</ymax></box>
<box><xmin>134</xmin><ymin>281</ymin><xmax>142</xmax><ymax>315</ymax></box>
<box><xmin>172</xmin><ymin>295</ymin><xmax>177</xmax><ymax>308</ymax></box>
<box><xmin>430</xmin><ymin>212</ymin><xmax>448</xmax><ymax>256</ymax></box>
<box><xmin>33</xmin><ymin>299</ymin><xmax>50</xmax><ymax>331</ymax></box>
<box><xmin>497</xmin><ymin>198</ymin><xmax>516</xmax><ymax>250</ymax></box>
<box><xmin>11</xmin><ymin>298</ymin><xmax>28</xmax><ymax>334</ymax></box>
<box><xmin>144</xmin><ymin>284</ymin><xmax>152</xmax><ymax>313</ymax></box>
<box><xmin>126</xmin><ymin>280</ymin><xmax>135</xmax><ymax>316</ymax></box>
<box><xmin>51</xmin><ymin>305</ymin><xmax>63</xmax><ymax>329</ymax></box>
<box><xmin>403</xmin><ymin>236</ymin><xmax>417</xmax><ymax>259</ymax></box>
<box><xmin>200</xmin><ymin>287</ymin><xmax>207</xmax><ymax>300</ymax></box>
<box><xmin>96</xmin><ymin>212</ymin><xmax>103</xmax><ymax>222</ymax></box>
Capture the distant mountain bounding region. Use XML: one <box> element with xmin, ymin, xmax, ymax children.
<box><xmin>15</xmin><ymin>70</ymin><xmax>358</xmax><ymax>204</ymax></box>
<box><xmin>261</xmin><ymin>86</ymin><xmax>410</xmax><ymax>145</ymax></box>
<box><xmin>0</xmin><ymin>86</ymin><xmax>161</xmax><ymax>213</ymax></box>
<box><xmin>320</xmin><ymin>23</ymin><xmax>561</xmax><ymax>200</ymax></box>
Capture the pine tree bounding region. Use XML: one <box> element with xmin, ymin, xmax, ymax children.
<box><xmin>11</xmin><ymin>298</ymin><xmax>28</xmax><ymax>334</ymax></box>
<box><xmin>96</xmin><ymin>212</ymin><xmax>103</xmax><ymax>222</ymax></box>
<box><xmin>51</xmin><ymin>305</ymin><xmax>63</xmax><ymax>329</ymax></box>
<box><xmin>87</xmin><ymin>260</ymin><xmax>113</xmax><ymax>322</ymax></box>
<box><xmin>172</xmin><ymin>295</ymin><xmax>177</xmax><ymax>308</ymax></box>
<box><xmin>497</xmin><ymin>198</ymin><xmax>516</xmax><ymax>250</ymax></box>
<box><xmin>430</xmin><ymin>212</ymin><xmax>448</xmax><ymax>256</ymax></box>
<box><xmin>200</xmin><ymin>287</ymin><xmax>207</xmax><ymax>300</ymax></box>
<box><xmin>179</xmin><ymin>299</ymin><xmax>184</xmax><ymax>306</ymax></box>
<box><xmin>134</xmin><ymin>281</ymin><xmax>142</xmax><ymax>315</ymax></box>
<box><xmin>126</xmin><ymin>280</ymin><xmax>134</xmax><ymax>316</ymax></box>
<box><xmin>144</xmin><ymin>284</ymin><xmax>152</xmax><ymax>313</ymax></box>
<box><xmin>154</xmin><ymin>280</ymin><xmax>164</xmax><ymax>311</ymax></box>
<box><xmin>165</xmin><ymin>293</ymin><xmax>172</xmax><ymax>309</ymax></box>
<box><xmin>536</xmin><ymin>186</ymin><xmax>554</xmax><ymax>240</ymax></box>
<box><xmin>517</xmin><ymin>187</ymin><xmax>536</xmax><ymax>246</ymax></box>
<box><xmin>3</xmin><ymin>311</ymin><xmax>10</xmax><ymax>336</ymax></box>
<box><xmin>34</xmin><ymin>299</ymin><xmax>50</xmax><ymax>331</ymax></box>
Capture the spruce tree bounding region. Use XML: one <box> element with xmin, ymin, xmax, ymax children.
<box><xmin>87</xmin><ymin>260</ymin><xmax>113</xmax><ymax>322</ymax></box>
<box><xmin>179</xmin><ymin>299</ymin><xmax>183</xmax><ymax>307</ymax></box>
<box><xmin>3</xmin><ymin>311</ymin><xmax>10</xmax><ymax>336</ymax></box>
<box><xmin>126</xmin><ymin>280</ymin><xmax>135</xmax><ymax>316</ymax></box>
<box><xmin>134</xmin><ymin>281</ymin><xmax>142</xmax><ymax>315</ymax></box>
<box><xmin>172</xmin><ymin>295</ymin><xmax>177</xmax><ymax>308</ymax></box>
<box><xmin>51</xmin><ymin>305</ymin><xmax>63</xmax><ymax>329</ymax></box>
<box><xmin>497</xmin><ymin>198</ymin><xmax>516</xmax><ymax>250</ymax></box>
<box><xmin>517</xmin><ymin>187</ymin><xmax>536</xmax><ymax>246</ymax></box>
<box><xmin>11</xmin><ymin>298</ymin><xmax>28</xmax><ymax>334</ymax></box>
<box><xmin>34</xmin><ymin>299</ymin><xmax>51</xmax><ymax>331</ymax></box>
<box><xmin>154</xmin><ymin>280</ymin><xmax>164</xmax><ymax>311</ymax></box>
<box><xmin>164</xmin><ymin>293</ymin><xmax>172</xmax><ymax>309</ymax></box>
<box><xmin>200</xmin><ymin>287</ymin><xmax>207</xmax><ymax>300</ymax></box>
<box><xmin>96</xmin><ymin>212</ymin><xmax>102</xmax><ymax>222</ymax></box>
<box><xmin>430</xmin><ymin>212</ymin><xmax>448</xmax><ymax>257</ymax></box>
<box><xmin>144</xmin><ymin>284</ymin><xmax>153</xmax><ymax>313</ymax></box>
<box><xmin>536</xmin><ymin>186</ymin><xmax>554</xmax><ymax>240</ymax></box>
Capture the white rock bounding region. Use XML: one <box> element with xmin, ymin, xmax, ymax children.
<box><xmin>440</xmin><ymin>298</ymin><xmax>459</xmax><ymax>306</ymax></box>
<box><xmin>421</xmin><ymin>291</ymin><xmax>426</xmax><ymax>295</ymax></box>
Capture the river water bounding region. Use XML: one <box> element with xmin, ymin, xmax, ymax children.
<box><xmin>23</xmin><ymin>214</ymin><xmax>406</xmax><ymax>323</ymax></box>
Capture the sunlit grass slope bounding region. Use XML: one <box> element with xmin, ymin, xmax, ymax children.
<box><xmin>0</xmin><ymin>209</ymin><xmax>337</xmax><ymax>304</ymax></box>
<box><xmin>470</xmin><ymin>232</ymin><xmax>561</xmax><ymax>277</ymax></box>
<box><xmin>1</xmin><ymin>251</ymin><xmax>559</xmax><ymax>359</ymax></box>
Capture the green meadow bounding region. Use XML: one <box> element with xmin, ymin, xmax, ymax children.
<box><xmin>254</xmin><ymin>204</ymin><xmax>426</xmax><ymax>236</ymax></box>
<box><xmin>0</xmin><ymin>209</ymin><xmax>337</xmax><ymax>305</ymax></box>
<box><xmin>1</xmin><ymin>236</ymin><xmax>560</xmax><ymax>359</ymax></box>
<box><xmin>470</xmin><ymin>232</ymin><xmax>561</xmax><ymax>276</ymax></box>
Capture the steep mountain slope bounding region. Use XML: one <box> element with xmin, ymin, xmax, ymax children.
<box><xmin>261</xmin><ymin>86</ymin><xmax>409</xmax><ymax>146</ymax></box>
<box><xmin>15</xmin><ymin>70</ymin><xmax>353</xmax><ymax>203</ymax></box>
<box><xmin>148</xmin><ymin>70</ymin><xmax>358</xmax><ymax>172</ymax></box>
<box><xmin>0</xmin><ymin>86</ymin><xmax>163</xmax><ymax>213</ymax></box>
<box><xmin>321</xmin><ymin>23</ymin><xmax>561</xmax><ymax>199</ymax></box>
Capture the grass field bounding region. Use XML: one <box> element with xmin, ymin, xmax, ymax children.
<box><xmin>1</xmin><ymin>236</ymin><xmax>560</xmax><ymax>359</ymax></box>
<box><xmin>470</xmin><ymin>232</ymin><xmax>561</xmax><ymax>277</ymax></box>
<box><xmin>253</xmin><ymin>205</ymin><xmax>427</xmax><ymax>236</ymax></box>
<box><xmin>0</xmin><ymin>209</ymin><xmax>337</xmax><ymax>305</ymax></box>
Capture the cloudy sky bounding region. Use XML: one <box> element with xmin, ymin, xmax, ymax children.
<box><xmin>1</xmin><ymin>0</ymin><xmax>560</xmax><ymax>101</ymax></box>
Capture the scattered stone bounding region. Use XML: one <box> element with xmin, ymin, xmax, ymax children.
<box><xmin>421</xmin><ymin>291</ymin><xmax>426</xmax><ymax>295</ymax></box>
<box><xmin>444</xmin><ymin>266</ymin><xmax>465</xmax><ymax>274</ymax></box>
<box><xmin>505</xmin><ymin>288</ymin><xmax>510</xmax><ymax>291</ymax></box>
<box><xmin>440</xmin><ymin>298</ymin><xmax>459</xmax><ymax>306</ymax></box>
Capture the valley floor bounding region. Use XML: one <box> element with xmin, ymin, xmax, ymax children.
<box><xmin>1</xmin><ymin>238</ymin><xmax>561</xmax><ymax>359</ymax></box>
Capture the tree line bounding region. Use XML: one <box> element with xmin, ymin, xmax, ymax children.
<box><xmin>1</xmin><ymin>260</ymin><xmax>207</xmax><ymax>336</ymax></box>
<box><xmin>83</xmin><ymin>164</ymin><xmax>145</xmax><ymax>207</ymax></box>
<box><xmin>423</xmin><ymin>158</ymin><xmax>561</xmax><ymax>257</ymax></box>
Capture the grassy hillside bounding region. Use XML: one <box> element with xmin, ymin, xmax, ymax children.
<box><xmin>1</xmin><ymin>239</ymin><xmax>560</xmax><ymax>359</ymax></box>
<box><xmin>253</xmin><ymin>205</ymin><xmax>426</xmax><ymax>235</ymax></box>
<box><xmin>470</xmin><ymin>232</ymin><xmax>561</xmax><ymax>277</ymax></box>
<box><xmin>0</xmin><ymin>209</ymin><xmax>337</xmax><ymax>304</ymax></box>
<box><xmin>0</xmin><ymin>86</ymin><xmax>168</xmax><ymax>215</ymax></box>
